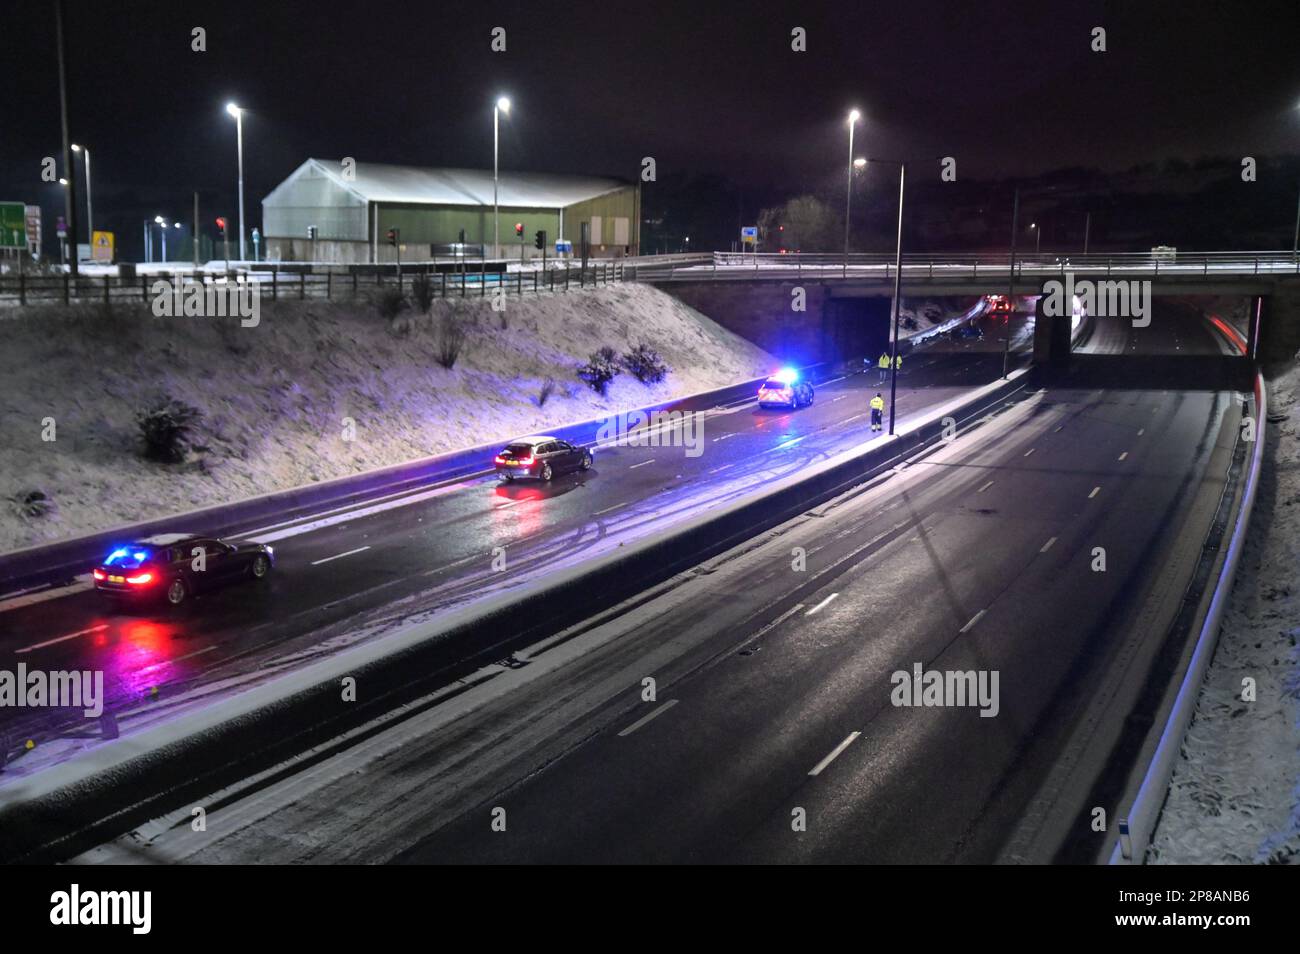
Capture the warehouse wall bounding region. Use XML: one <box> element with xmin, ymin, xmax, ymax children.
<box><xmin>263</xmin><ymin>164</ymin><xmax>368</xmax><ymax>241</ymax></box>
<box><xmin>561</xmin><ymin>186</ymin><xmax>639</xmax><ymax>256</ymax></box>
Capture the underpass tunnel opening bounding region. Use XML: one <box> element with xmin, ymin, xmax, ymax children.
<box><xmin>1035</xmin><ymin>293</ymin><xmax>1258</xmax><ymax>390</ymax></box>
<box><xmin>824</xmin><ymin>294</ymin><xmax>996</xmax><ymax>366</ymax></box>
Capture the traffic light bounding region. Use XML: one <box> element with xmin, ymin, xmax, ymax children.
<box><xmin>215</xmin><ymin>216</ymin><xmax>227</xmax><ymax>236</ymax></box>
<box><xmin>515</xmin><ymin>222</ymin><xmax>524</xmax><ymax>238</ymax></box>
<box><xmin>534</xmin><ymin>229</ymin><xmax>547</xmax><ymax>251</ymax></box>
<box><xmin>307</xmin><ymin>225</ymin><xmax>317</xmax><ymax>240</ymax></box>
<box><xmin>386</xmin><ymin>228</ymin><xmax>399</xmax><ymax>247</ymax></box>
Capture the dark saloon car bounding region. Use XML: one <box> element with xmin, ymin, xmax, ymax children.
<box><xmin>494</xmin><ymin>436</ymin><xmax>593</xmax><ymax>481</ymax></box>
<box><xmin>93</xmin><ymin>532</ymin><xmax>274</xmax><ymax>606</ymax></box>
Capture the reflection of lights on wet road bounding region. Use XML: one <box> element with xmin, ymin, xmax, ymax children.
<box><xmin>491</xmin><ymin>483</ymin><xmax>546</xmax><ymax>541</ymax></box>
<box><xmin>774</xmin><ymin>435</ymin><xmax>807</xmax><ymax>451</ymax></box>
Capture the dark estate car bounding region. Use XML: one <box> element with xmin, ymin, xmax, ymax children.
<box><xmin>757</xmin><ymin>370</ymin><xmax>815</xmax><ymax>409</ymax></box>
<box><xmin>93</xmin><ymin>532</ymin><xmax>275</xmax><ymax>606</ymax></box>
<box><xmin>494</xmin><ymin>436</ymin><xmax>593</xmax><ymax>481</ymax></box>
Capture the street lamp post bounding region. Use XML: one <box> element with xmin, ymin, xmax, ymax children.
<box><xmin>155</xmin><ymin>216</ymin><xmax>168</xmax><ymax>262</ymax></box>
<box><xmin>1030</xmin><ymin>221</ymin><xmax>1041</xmax><ymax>255</ymax></box>
<box><xmin>72</xmin><ymin>144</ymin><xmax>92</xmax><ymax>243</ymax></box>
<box><xmin>494</xmin><ymin>96</ymin><xmax>510</xmax><ymax>260</ymax></box>
<box><xmin>887</xmin><ymin>162</ymin><xmax>905</xmax><ymax>435</ymax></box>
<box><xmin>844</xmin><ymin>109</ymin><xmax>860</xmax><ymax>257</ymax></box>
<box><xmin>226</xmin><ymin>103</ymin><xmax>246</xmax><ymax>261</ymax></box>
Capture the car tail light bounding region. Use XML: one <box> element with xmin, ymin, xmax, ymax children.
<box><xmin>126</xmin><ymin>572</ymin><xmax>154</xmax><ymax>585</ymax></box>
<box><xmin>494</xmin><ymin>455</ymin><xmax>506</xmax><ymax>464</ymax></box>
<box><xmin>93</xmin><ymin>568</ymin><xmax>105</xmax><ymax>581</ymax></box>
<box><xmin>517</xmin><ymin>456</ymin><xmax>534</xmax><ymax>466</ymax></box>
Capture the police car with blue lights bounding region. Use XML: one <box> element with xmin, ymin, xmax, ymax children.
<box><xmin>757</xmin><ymin>368</ymin><xmax>815</xmax><ymax>409</ymax></box>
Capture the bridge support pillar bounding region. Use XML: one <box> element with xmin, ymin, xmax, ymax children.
<box><xmin>1032</xmin><ymin>296</ymin><xmax>1071</xmax><ymax>368</ymax></box>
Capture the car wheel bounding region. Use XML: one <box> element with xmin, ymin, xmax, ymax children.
<box><xmin>250</xmin><ymin>554</ymin><xmax>270</xmax><ymax>579</ymax></box>
<box><xmin>540</xmin><ymin>462</ymin><xmax>553</xmax><ymax>481</ymax></box>
<box><xmin>807</xmin><ymin>390</ymin><xmax>815</xmax><ymax>405</ymax></box>
<box><xmin>580</xmin><ymin>453</ymin><xmax>593</xmax><ymax>470</ymax></box>
<box><xmin>165</xmin><ymin>577</ymin><xmax>188</xmax><ymax>606</ymax></box>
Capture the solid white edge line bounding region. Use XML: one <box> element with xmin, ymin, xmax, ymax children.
<box><xmin>959</xmin><ymin>608</ymin><xmax>987</xmax><ymax>633</ymax></box>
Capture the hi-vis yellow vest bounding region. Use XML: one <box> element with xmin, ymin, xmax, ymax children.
<box><xmin>878</xmin><ymin>354</ymin><xmax>891</xmax><ymax>368</ymax></box>
<box><xmin>870</xmin><ymin>396</ymin><xmax>885</xmax><ymax>411</ymax></box>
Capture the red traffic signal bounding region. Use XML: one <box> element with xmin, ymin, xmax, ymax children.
<box><xmin>515</xmin><ymin>222</ymin><xmax>524</xmax><ymax>237</ymax></box>
<box><xmin>386</xmin><ymin>228</ymin><xmax>398</xmax><ymax>247</ymax></box>
<box><xmin>215</xmin><ymin>216</ymin><xmax>227</xmax><ymax>234</ymax></box>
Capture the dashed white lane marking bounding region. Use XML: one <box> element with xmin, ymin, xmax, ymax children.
<box><xmin>808</xmin><ymin>732</ymin><xmax>861</xmax><ymax>777</ymax></box>
<box><xmin>137</xmin><ymin>645</ymin><xmax>218</xmax><ymax>674</ymax></box>
<box><xmin>1053</xmin><ymin>425</ymin><xmax>1064</xmax><ymax>433</ymax></box>
<box><xmin>593</xmin><ymin>502</ymin><xmax>629</xmax><ymax>516</ymax></box>
<box><xmin>1023</xmin><ymin>447</ymin><xmax>1036</xmax><ymax>457</ymax></box>
<box><xmin>629</xmin><ymin>459</ymin><xmax>655</xmax><ymax>469</ymax></box>
<box><xmin>775</xmin><ymin>435</ymin><xmax>807</xmax><ymax>451</ymax></box>
<box><xmin>977</xmin><ymin>480</ymin><xmax>994</xmax><ymax>493</ymax></box>
<box><xmin>711</xmin><ymin>432</ymin><xmax>738</xmax><ymax>442</ymax></box>
<box><xmin>841</xmin><ymin>414</ymin><xmax>864</xmax><ymax>424</ymax></box>
<box><xmin>494</xmin><ymin>499</ymin><xmax>520</xmax><ymax>509</ymax></box>
<box><xmin>16</xmin><ymin>623</ymin><xmax>109</xmax><ymax>655</ymax></box>
<box><xmin>806</xmin><ymin>593</ymin><xmax>839</xmax><ymax>615</ymax></box>
<box><xmin>1040</xmin><ymin>536</ymin><xmax>1058</xmax><ymax>553</ymax></box>
<box><xmin>1089</xmin><ymin>486</ymin><xmax>1101</xmax><ymax>498</ymax></box>
<box><xmin>617</xmin><ymin>698</ymin><xmax>679</xmax><ymax>737</ymax></box>
<box><xmin>1118</xmin><ymin>451</ymin><xmax>1129</xmax><ymax>461</ymax></box>
<box><xmin>310</xmin><ymin>546</ymin><xmax>371</xmax><ymax>566</ymax></box>
<box><xmin>1137</xmin><ymin>428</ymin><xmax>1145</xmax><ymax>436</ymax></box>
<box><xmin>959</xmin><ymin>609</ymin><xmax>987</xmax><ymax>633</ymax></box>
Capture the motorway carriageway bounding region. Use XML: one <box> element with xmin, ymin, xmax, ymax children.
<box><xmin>77</xmin><ymin>303</ymin><xmax>1244</xmax><ymax>864</ymax></box>
<box><xmin>0</xmin><ymin>330</ymin><xmax>1014</xmax><ymax>778</ymax></box>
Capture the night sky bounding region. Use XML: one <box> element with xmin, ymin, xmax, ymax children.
<box><xmin>4</xmin><ymin>0</ymin><xmax>1300</xmax><ymax>255</ymax></box>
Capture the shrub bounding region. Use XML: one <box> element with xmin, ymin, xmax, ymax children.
<box><xmin>577</xmin><ymin>346</ymin><xmax>622</xmax><ymax>396</ymax></box>
<box><xmin>411</xmin><ymin>273</ymin><xmax>436</xmax><ymax>313</ymax></box>
<box><xmin>11</xmin><ymin>489</ymin><xmax>56</xmax><ymax>520</ymax></box>
<box><xmin>373</xmin><ymin>287</ymin><xmax>407</xmax><ymax>320</ymax></box>
<box><xmin>535</xmin><ymin>377</ymin><xmax>557</xmax><ymax>407</ymax></box>
<box><xmin>622</xmin><ymin>343</ymin><xmax>669</xmax><ymax>384</ymax></box>
<box><xmin>137</xmin><ymin>398</ymin><xmax>202</xmax><ymax>463</ymax></box>
<box><xmin>435</xmin><ymin>316</ymin><xmax>466</xmax><ymax>369</ymax></box>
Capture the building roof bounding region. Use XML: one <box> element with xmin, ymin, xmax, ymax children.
<box><xmin>274</xmin><ymin>159</ymin><xmax>630</xmax><ymax>210</ymax></box>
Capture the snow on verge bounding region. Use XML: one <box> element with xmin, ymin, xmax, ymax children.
<box><xmin>0</xmin><ymin>283</ymin><xmax>773</xmax><ymax>550</ymax></box>
<box><xmin>1149</xmin><ymin>363</ymin><xmax>1300</xmax><ymax>864</ymax></box>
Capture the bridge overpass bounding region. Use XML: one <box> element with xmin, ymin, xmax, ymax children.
<box><xmin>629</xmin><ymin>250</ymin><xmax>1300</xmax><ymax>366</ymax></box>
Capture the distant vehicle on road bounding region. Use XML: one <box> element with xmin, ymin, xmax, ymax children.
<box><xmin>93</xmin><ymin>533</ymin><xmax>274</xmax><ymax>606</ymax></box>
<box><xmin>495</xmin><ymin>436</ymin><xmax>593</xmax><ymax>481</ymax></box>
<box><xmin>986</xmin><ymin>294</ymin><xmax>1012</xmax><ymax>314</ymax></box>
<box><xmin>757</xmin><ymin>368</ymin><xmax>815</xmax><ymax>409</ymax></box>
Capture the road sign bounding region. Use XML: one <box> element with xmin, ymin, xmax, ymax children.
<box><xmin>25</xmin><ymin>205</ymin><xmax>41</xmax><ymax>253</ymax></box>
<box><xmin>56</xmin><ymin>215</ymin><xmax>67</xmax><ymax>239</ymax></box>
<box><xmin>92</xmin><ymin>230</ymin><xmax>114</xmax><ymax>263</ymax></box>
<box><xmin>741</xmin><ymin>225</ymin><xmax>758</xmax><ymax>246</ymax></box>
<box><xmin>0</xmin><ymin>202</ymin><xmax>25</xmax><ymax>248</ymax></box>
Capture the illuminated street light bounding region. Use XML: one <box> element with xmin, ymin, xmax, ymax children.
<box><xmin>71</xmin><ymin>143</ymin><xmax>93</xmax><ymax>243</ymax></box>
<box><xmin>845</xmin><ymin>109</ymin><xmax>861</xmax><ymax>256</ymax></box>
<box><xmin>226</xmin><ymin>102</ymin><xmax>246</xmax><ymax>260</ymax></box>
<box><xmin>494</xmin><ymin>96</ymin><xmax>512</xmax><ymax>259</ymax></box>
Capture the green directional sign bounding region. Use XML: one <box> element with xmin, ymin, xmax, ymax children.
<box><xmin>0</xmin><ymin>202</ymin><xmax>26</xmax><ymax>249</ymax></box>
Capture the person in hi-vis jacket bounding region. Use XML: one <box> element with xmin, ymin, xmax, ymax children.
<box><xmin>870</xmin><ymin>392</ymin><xmax>886</xmax><ymax>432</ymax></box>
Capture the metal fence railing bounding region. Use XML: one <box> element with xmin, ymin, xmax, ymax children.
<box><xmin>622</xmin><ymin>250</ymin><xmax>1300</xmax><ymax>282</ymax></box>
<box><xmin>0</xmin><ymin>261</ymin><xmax>628</xmax><ymax>308</ymax></box>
